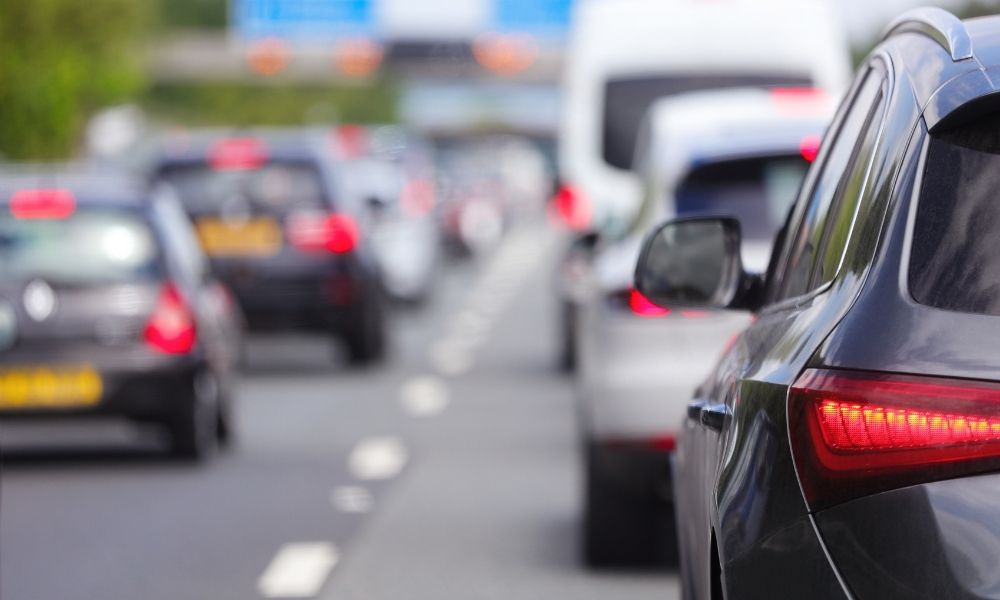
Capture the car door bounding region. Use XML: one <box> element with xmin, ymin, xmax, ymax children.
<box><xmin>678</xmin><ymin>60</ymin><xmax>889</xmax><ymax>599</ymax></box>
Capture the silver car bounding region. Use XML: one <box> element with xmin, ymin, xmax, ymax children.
<box><xmin>574</xmin><ymin>88</ymin><xmax>833</xmax><ymax>566</ymax></box>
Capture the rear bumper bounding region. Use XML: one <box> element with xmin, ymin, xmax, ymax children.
<box><xmin>0</xmin><ymin>361</ymin><xmax>200</xmax><ymax>423</ymax></box>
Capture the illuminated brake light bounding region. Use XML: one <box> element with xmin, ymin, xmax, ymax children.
<box><xmin>790</xmin><ymin>369</ymin><xmax>1000</xmax><ymax>509</ymax></box>
<box><xmin>548</xmin><ymin>184</ymin><xmax>592</xmax><ymax>231</ymax></box>
<box><xmin>144</xmin><ymin>283</ymin><xmax>197</xmax><ymax>354</ymax></box>
<box><xmin>629</xmin><ymin>288</ymin><xmax>670</xmax><ymax>318</ymax></box>
<box><xmin>209</xmin><ymin>138</ymin><xmax>267</xmax><ymax>171</ymax></box>
<box><xmin>10</xmin><ymin>189</ymin><xmax>76</xmax><ymax>219</ymax></box>
<box><xmin>799</xmin><ymin>135</ymin><xmax>822</xmax><ymax>162</ymax></box>
<box><xmin>287</xmin><ymin>212</ymin><xmax>359</xmax><ymax>254</ymax></box>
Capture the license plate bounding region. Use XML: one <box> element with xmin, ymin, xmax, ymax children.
<box><xmin>196</xmin><ymin>217</ymin><xmax>283</xmax><ymax>257</ymax></box>
<box><xmin>0</xmin><ymin>367</ymin><xmax>103</xmax><ymax>409</ymax></box>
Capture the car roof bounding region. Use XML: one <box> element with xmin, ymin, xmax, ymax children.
<box><xmin>881</xmin><ymin>9</ymin><xmax>1000</xmax><ymax>130</ymax></box>
<box><xmin>0</xmin><ymin>167</ymin><xmax>148</xmax><ymax>208</ymax></box>
<box><xmin>152</xmin><ymin>127</ymin><xmax>331</xmax><ymax>165</ymax></box>
<box><xmin>638</xmin><ymin>87</ymin><xmax>833</xmax><ymax>184</ymax></box>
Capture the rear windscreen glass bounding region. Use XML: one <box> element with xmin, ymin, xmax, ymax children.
<box><xmin>910</xmin><ymin>115</ymin><xmax>1000</xmax><ymax>316</ymax></box>
<box><xmin>0</xmin><ymin>207</ymin><xmax>159</xmax><ymax>284</ymax></box>
<box><xmin>674</xmin><ymin>155</ymin><xmax>807</xmax><ymax>241</ymax></box>
<box><xmin>158</xmin><ymin>162</ymin><xmax>328</xmax><ymax>216</ymax></box>
<box><xmin>602</xmin><ymin>74</ymin><xmax>813</xmax><ymax>170</ymax></box>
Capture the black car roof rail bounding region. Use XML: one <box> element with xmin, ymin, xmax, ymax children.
<box><xmin>882</xmin><ymin>7</ymin><xmax>974</xmax><ymax>62</ymax></box>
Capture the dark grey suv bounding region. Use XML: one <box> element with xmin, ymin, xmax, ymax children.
<box><xmin>635</xmin><ymin>8</ymin><xmax>1000</xmax><ymax>599</ymax></box>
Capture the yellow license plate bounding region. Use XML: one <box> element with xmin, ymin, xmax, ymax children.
<box><xmin>196</xmin><ymin>217</ymin><xmax>283</xmax><ymax>257</ymax></box>
<box><xmin>0</xmin><ymin>367</ymin><xmax>103</xmax><ymax>409</ymax></box>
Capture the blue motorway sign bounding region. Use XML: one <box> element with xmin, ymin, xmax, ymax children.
<box><xmin>232</xmin><ymin>0</ymin><xmax>576</xmax><ymax>42</ymax></box>
<box><xmin>232</xmin><ymin>0</ymin><xmax>375</xmax><ymax>40</ymax></box>
<box><xmin>493</xmin><ymin>0</ymin><xmax>574</xmax><ymax>34</ymax></box>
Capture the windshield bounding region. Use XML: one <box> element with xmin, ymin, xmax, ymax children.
<box><xmin>602</xmin><ymin>74</ymin><xmax>813</xmax><ymax>170</ymax></box>
<box><xmin>0</xmin><ymin>207</ymin><xmax>159</xmax><ymax>284</ymax></box>
<box><xmin>674</xmin><ymin>155</ymin><xmax>807</xmax><ymax>241</ymax></box>
<box><xmin>158</xmin><ymin>162</ymin><xmax>329</xmax><ymax>216</ymax></box>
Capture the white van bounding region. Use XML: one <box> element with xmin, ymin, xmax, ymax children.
<box><xmin>557</xmin><ymin>0</ymin><xmax>851</xmax><ymax>233</ymax></box>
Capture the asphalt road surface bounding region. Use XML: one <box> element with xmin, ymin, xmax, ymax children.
<box><xmin>0</xmin><ymin>224</ymin><xmax>680</xmax><ymax>600</ymax></box>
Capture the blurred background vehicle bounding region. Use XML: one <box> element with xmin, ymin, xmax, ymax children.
<box><xmin>3</xmin><ymin>1</ymin><xmax>998</xmax><ymax>599</ymax></box>
<box><xmin>150</xmin><ymin>129</ymin><xmax>388</xmax><ymax>365</ymax></box>
<box><xmin>0</xmin><ymin>173</ymin><xmax>242</xmax><ymax>460</ymax></box>
<box><xmin>335</xmin><ymin>125</ymin><xmax>443</xmax><ymax>304</ymax></box>
<box><xmin>575</xmin><ymin>87</ymin><xmax>832</xmax><ymax>567</ymax></box>
<box><xmin>553</xmin><ymin>0</ymin><xmax>852</xmax><ymax>371</ymax></box>
<box><xmin>634</xmin><ymin>9</ymin><xmax>1000</xmax><ymax>598</ymax></box>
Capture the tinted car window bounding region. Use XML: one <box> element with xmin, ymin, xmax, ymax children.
<box><xmin>674</xmin><ymin>155</ymin><xmax>807</xmax><ymax>242</ymax></box>
<box><xmin>0</xmin><ymin>207</ymin><xmax>160</xmax><ymax>284</ymax></box>
<box><xmin>779</xmin><ymin>70</ymin><xmax>882</xmax><ymax>300</ymax></box>
<box><xmin>910</xmin><ymin>113</ymin><xmax>1000</xmax><ymax>316</ymax></box>
<box><xmin>158</xmin><ymin>162</ymin><xmax>328</xmax><ymax>217</ymax></box>
<box><xmin>602</xmin><ymin>74</ymin><xmax>812</xmax><ymax>170</ymax></box>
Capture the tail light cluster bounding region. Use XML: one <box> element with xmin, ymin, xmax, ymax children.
<box><xmin>145</xmin><ymin>283</ymin><xmax>197</xmax><ymax>355</ymax></box>
<box><xmin>548</xmin><ymin>184</ymin><xmax>592</xmax><ymax>231</ymax></box>
<box><xmin>286</xmin><ymin>212</ymin><xmax>359</xmax><ymax>254</ymax></box>
<box><xmin>790</xmin><ymin>369</ymin><xmax>1000</xmax><ymax>509</ymax></box>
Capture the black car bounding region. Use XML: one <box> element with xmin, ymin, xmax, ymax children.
<box><xmin>151</xmin><ymin>131</ymin><xmax>387</xmax><ymax>364</ymax></box>
<box><xmin>635</xmin><ymin>8</ymin><xmax>1000</xmax><ymax>599</ymax></box>
<box><xmin>0</xmin><ymin>175</ymin><xmax>242</xmax><ymax>460</ymax></box>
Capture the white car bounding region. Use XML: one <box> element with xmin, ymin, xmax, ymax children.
<box><xmin>575</xmin><ymin>88</ymin><xmax>834</xmax><ymax>567</ymax></box>
<box><xmin>555</xmin><ymin>0</ymin><xmax>851</xmax><ymax>370</ymax></box>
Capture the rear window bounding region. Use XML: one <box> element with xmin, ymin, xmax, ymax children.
<box><xmin>674</xmin><ymin>155</ymin><xmax>808</xmax><ymax>241</ymax></box>
<box><xmin>910</xmin><ymin>115</ymin><xmax>1000</xmax><ymax>316</ymax></box>
<box><xmin>158</xmin><ymin>162</ymin><xmax>329</xmax><ymax>217</ymax></box>
<box><xmin>0</xmin><ymin>207</ymin><xmax>159</xmax><ymax>284</ymax></box>
<box><xmin>601</xmin><ymin>74</ymin><xmax>812</xmax><ymax>170</ymax></box>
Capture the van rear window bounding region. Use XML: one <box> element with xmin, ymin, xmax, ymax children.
<box><xmin>910</xmin><ymin>115</ymin><xmax>1000</xmax><ymax>316</ymax></box>
<box><xmin>601</xmin><ymin>74</ymin><xmax>812</xmax><ymax>170</ymax></box>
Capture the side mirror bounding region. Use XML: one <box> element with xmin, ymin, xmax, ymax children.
<box><xmin>634</xmin><ymin>216</ymin><xmax>761</xmax><ymax>310</ymax></box>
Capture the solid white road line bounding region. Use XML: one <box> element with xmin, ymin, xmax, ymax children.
<box><xmin>331</xmin><ymin>485</ymin><xmax>374</xmax><ymax>514</ymax></box>
<box><xmin>257</xmin><ymin>542</ymin><xmax>339</xmax><ymax>599</ymax></box>
<box><xmin>348</xmin><ymin>436</ymin><xmax>409</xmax><ymax>481</ymax></box>
<box><xmin>399</xmin><ymin>375</ymin><xmax>450</xmax><ymax>417</ymax></box>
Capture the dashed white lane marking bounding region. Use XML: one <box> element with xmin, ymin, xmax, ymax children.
<box><xmin>399</xmin><ymin>375</ymin><xmax>450</xmax><ymax>417</ymax></box>
<box><xmin>331</xmin><ymin>485</ymin><xmax>374</xmax><ymax>514</ymax></box>
<box><xmin>348</xmin><ymin>436</ymin><xmax>409</xmax><ymax>480</ymax></box>
<box><xmin>429</xmin><ymin>341</ymin><xmax>475</xmax><ymax>376</ymax></box>
<box><xmin>257</xmin><ymin>542</ymin><xmax>339</xmax><ymax>599</ymax></box>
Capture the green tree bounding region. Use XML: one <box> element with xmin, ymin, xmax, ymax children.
<box><xmin>0</xmin><ymin>0</ymin><xmax>150</xmax><ymax>160</ymax></box>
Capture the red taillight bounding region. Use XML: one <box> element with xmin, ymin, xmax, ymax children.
<box><xmin>628</xmin><ymin>288</ymin><xmax>670</xmax><ymax>318</ymax></box>
<box><xmin>799</xmin><ymin>135</ymin><xmax>822</xmax><ymax>163</ymax></box>
<box><xmin>287</xmin><ymin>213</ymin><xmax>359</xmax><ymax>254</ymax></box>
<box><xmin>144</xmin><ymin>283</ymin><xmax>197</xmax><ymax>355</ymax></box>
<box><xmin>10</xmin><ymin>189</ymin><xmax>76</xmax><ymax>219</ymax></box>
<box><xmin>209</xmin><ymin>138</ymin><xmax>267</xmax><ymax>171</ymax></box>
<box><xmin>548</xmin><ymin>184</ymin><xmax>592</xmax><ymax>231</ymax></box>
<box><xmin>790</xmin><ymin>369</ymin><xmax>1000</xmax><ymax>509</ymax></box>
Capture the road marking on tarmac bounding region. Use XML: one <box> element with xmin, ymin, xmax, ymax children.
<box><xmin>348</xmin><ymin>436</ymin><xmax>409</xmax><ymax>480</ymax></box>
<box><xmin>331</xmin><ymin>485</ymin><xmax>374</xmax><ymax>513</ymax></box>
<box><xmin>399</xmin><ymin>375</ymin><xmax>450</xmax><ymax>417</ymax></box>
<box><xmin>427</xmin><ymin>227</ymin><xmax>556</xmax><ymax>379</ymax></box>
<box><xmin>257</xmin><ymin>542</ymin><xmax>339</xmax><ymax>598</ymax></box>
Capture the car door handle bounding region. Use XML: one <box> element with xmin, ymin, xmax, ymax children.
<box><xmin>687</xmin><ymin>401</ymin><xmax>704</xmax><ymax>421</ymax></box>
<box><xmin>699</xmin><ymin>403</ymin><xmax>730</xmax><ymax>432</ymax></box>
